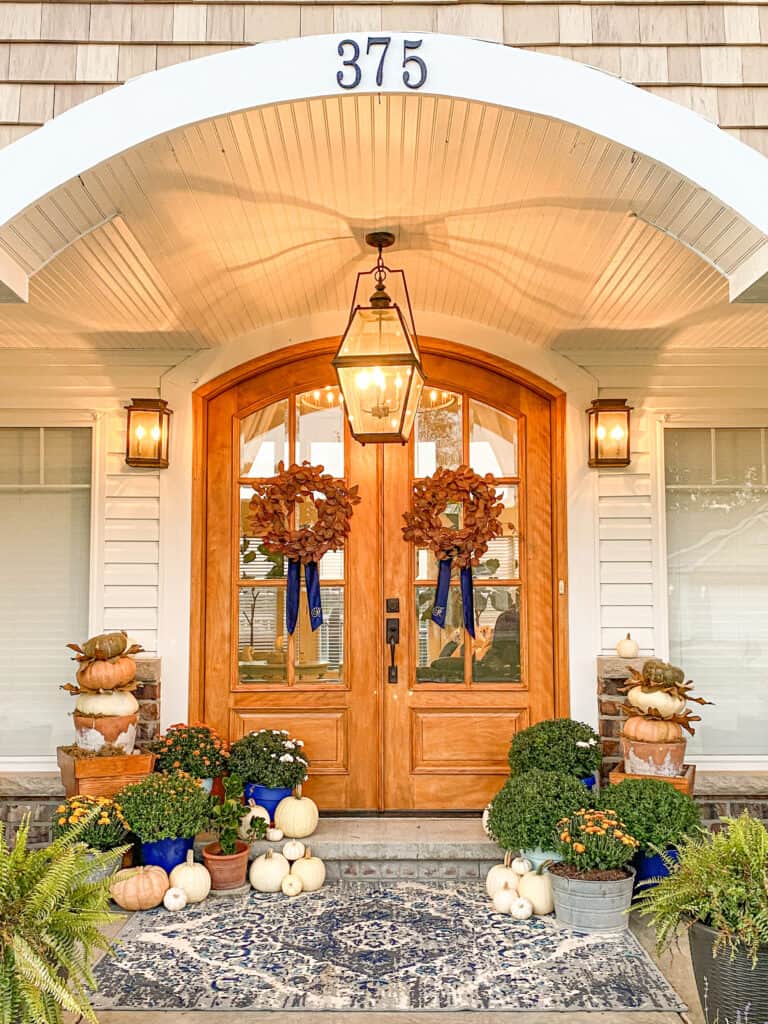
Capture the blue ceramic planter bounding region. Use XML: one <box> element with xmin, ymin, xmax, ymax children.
<box><xmin>581</xmin><ymin>774</ymin><xmax>597</xmax><ymax>790</ymax></box>
<box><xmin>141</xmin><ymin>836</ymin><xmax>194</xmax><ymax>872</ymax></box>
<box><xmin>633</xmin><ymin>847</ymin><xmax>678</xmax><ymax>890</ymax></box>
<box><xmin>244</xmin><ymin>783</ymin><xmax>292</xmax><ymax>822</ymax></box>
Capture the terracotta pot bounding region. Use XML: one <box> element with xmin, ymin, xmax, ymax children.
<box><xmin>621</xmin><ymin>736</ymin><xmax>686</xmax><ymax>777</ymax></box>
<box><xmin>73</xmin><ymin>712</ymin><xmax>138</xmax><ymax>753</ymax></box>
<box><xmin>202</xmin><ymin>840</ymin><xmax>250</xmax><ymax>890</ymax></box>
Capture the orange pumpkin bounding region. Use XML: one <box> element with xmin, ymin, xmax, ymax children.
<box><xmin>622</xmin><ymin>717</ymin><xmax>683</xmax><ymax>743</ymax></box>
<box><xmin>76</xmin><ymin>656</ymin><xmax>136</xmax><ymax>691</ymax></box>
<box><xmin>110</xmin><ymin>865</ymin><xmax>169</xmax><ymax>910</ymax></box>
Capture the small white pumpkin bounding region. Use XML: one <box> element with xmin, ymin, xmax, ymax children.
<box><xmin>169</xmin><ymin>850</ymin><xmax>211</xmax><ymax>904</ymax></box>
<box><xmin>266</xmin><ymin>827</ymin><xmax>284</xmax><ymax>842</ymax></box>
<box><xmin>249</xmin><ymin>849</ymin><xmax>290</xmax><ymax>892</ymax></box>
<box><xmin>491</xmin><ymin>881</ymin><xmax>518</xmax><ymax>914</ymax></box>
<box><xmin>290</xmin><ymin>848</ymin><xmax>325</xmax><ymax>892</ymax></box>
<box><xmin>274</xmin><ymin>786</ymin><xmax>319</xmax><ymax>839</ymax></box>
<box><xmin>616</xmin><ymin>632</ymin><xmax>640</xmax><ymax>659</ymax></box>
<box><xmin>163</xmin><ymin>886</ymin><xmax>188</xmax><ymax>912</ymax></box>
<box><xmin>281</xmin><ymin>874</ymin><xmax>303</xmax><ymax>897</ymax></box>
<box><xmin>283</xmin><ymin>839</ymin><xmax>306</xmax><ymax>862</ymax></box>
<box><xmin>239</xmin><ymin>799</ymin><xmax>270</xmax><ymax>841</ymax></box>
<box><xmin>486</xmin><ymin>852</ymin><xmax>518</xmax><ymax>899</ymax></box>
<box><xmin>511</xmin><ymin>856</ymin><xmax>532</xmax><ymax>876</ymax></box>
<box><xmin>509</xmin><ymin>896</ymin><xmax>533</xmax><ymax>921</ymax></box>
<box><xmin>626</xmin><ymin>685</ymin><xmax>686</xmax><ymax>720</ymax></box>
<box><xmin>481</xmin><ymin>802</ymin><xmax>492</xmax><ymax>837</ymax></box>
<box><xmin>518</xmin><ymin>867</ymin><xmax>554</xmax><ymax>915</ymax></box>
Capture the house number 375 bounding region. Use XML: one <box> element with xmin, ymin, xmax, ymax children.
<box><xmin>336</xmin><ymin>37</ymin><xmax>428</xmax><ymax>90</ymax></box>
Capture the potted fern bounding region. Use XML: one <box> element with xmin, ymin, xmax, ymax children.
<box><xmin>635</xmin><ymin>812</ymin><xmax>768</xmax><ymax>1024</ymax></box>
<box><xmin>0</xmin><ymin>814</ymin><xmax>125</xmax><ymax>1024</ymax></box>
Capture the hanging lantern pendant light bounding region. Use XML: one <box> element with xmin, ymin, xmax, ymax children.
<box><xmin>333</xmin><ymin>231</ymin><xmax>425</xmax><ymax>444</ymax></box>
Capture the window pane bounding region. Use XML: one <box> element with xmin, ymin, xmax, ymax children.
<box><xmin>296</xmin><ymin>492</ymin><xmax>344</xmax><ymax>579</ymax></box>
<box><xmin>714</xmin><ymin>428</ymin><xmax>764</xmax><ymax>486</ymax></box>
<box><xmin>470</xmin><ymin>401</ymin><xmax>518</xmax><ymax>477</ymax></box>
<box><xmin>0</xmin><ymin>427</ymin><xmax>38</xmax><ymax>485</ymax></box>
<box><xmin>414</xmin><ymin>392</ymin><xmax>462</xmax><ymax>476</ymax></box>
<box><xmin>472</xmin><ymin>586</ymin><xmax>521</xmax><ymax>682</ymax></box>
<box><xmin>297</xmin><ymin>387</ymin><xmax>344</xmax><ymax>477</ymax></box>
<box><xmin>295</xmin><ymin>586</ymin><xmax>344</xmax><ymax>683</ymax></box>
<box><xmin>477</xmin><ymin>485</ymin><xmax>520</xmax><ymax>580</ymax></box>
<box><xmin>43</xmin><ymin>428</ymin><xmax>92</xmax><ymax>485</ymax></box>
<box><xmin>415</xmin><ymin>586</ymin><xmax>465</xmax><ymax>683</ymax></box>
<box><xmin>665</xmin><ymin>429</ymin><xmax>768</xmax><ymax>756</ymax></box>
<box><xmin>240</xmin><ymin>487</ymin><xmax>287</xmax><ymax>580</ymax></box>
<box><xmin>240</xmin><ymin>401</ymin><xmax>289</xmax><ymax>477</ymax></box>
<box><xmin>665</xmin><ymin>428</ymin><xmax>712</xmax><ymax>486</ymax></box>
<box><xmin>238</xmin><ymin>587</ymin><xmax>287</xmax><ymax>683</ymax></box>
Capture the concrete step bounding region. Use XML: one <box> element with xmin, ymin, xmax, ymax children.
<box><xmin>197</xmin><ymin>817</ymin><xmax>504</xmax><ymax>882</ymax></box>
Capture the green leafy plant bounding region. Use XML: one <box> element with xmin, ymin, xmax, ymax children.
<box><xmin>228</xmin><ymin>729</ymin><xmax>310</xmax><ymax>789</ymax></box>
<box><xmin>555</xmin><ymin>808</ymin><xmax>639</xmax><ymax>871</ymax></box>
<box><xmin>117</xmin><ymin>771</ymin><xmax>210</xmax><ymax>843</ymax></box>
<box><xmin>598</xmin><ymin>778</ymin><xmax>702</xmax><ymax>853</ymax></box>
<box><xmin>635</xmin><ymin>813</ymin><xmax>768</xmax><ymax>965</ymax></box>
<box><xmin>0</xmin><ymin>815</ymin><xmax>125</xmax><ymax>1024</ymax></box>
<box><xmin>151</xmin><ymin>722</ymin><xmax>228</xmax><ymax>778</ymax></box>
<box><xmin>487</xmin><ymin>769</ymin><xmax>587</xmax><ymax>852</ymax></box>
<box><xmin>508</xmin><ymin>718</ymin><xmax>602</xmax><ymax>779</ymax></box>
<box><xmin>51</xmin><ymin>795</ymin><xmax>129</xmax><ymax>851</ymax></box>
<box><xmin>208</xmin><ymin>774</ymin><xmax>266</xmax><ymax>855</ymax></box>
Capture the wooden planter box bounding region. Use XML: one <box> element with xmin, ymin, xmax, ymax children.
<box><xmin>608</xmin><ymin>761</ymin><xmax>696</xmax><ymax>796</ymax></box>
<box><xmin>57</xmin><ymin>747</ymin><xmax>156</xmax><ymax>798</ymax></box>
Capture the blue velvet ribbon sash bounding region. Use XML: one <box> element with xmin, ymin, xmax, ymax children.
<box><xmin>431</xmin><ymin>558</ymin><xmax>475</xmax><ymax>638</ymax></box>
<box><xmin>286</xmin><ymin>559</ymin><xmax>323</xmax><ymax>635</ymax></box>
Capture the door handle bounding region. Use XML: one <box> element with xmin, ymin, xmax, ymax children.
<box><xmin>386</xmin><ymin>617</ymin><xmax>400</xmax><ymax>683</ymax></box>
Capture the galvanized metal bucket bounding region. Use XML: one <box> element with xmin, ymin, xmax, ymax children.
<box><xmin>549</xmin><ymin>867</ymin><xmax>635</xmax><ymax>933</ymax></box>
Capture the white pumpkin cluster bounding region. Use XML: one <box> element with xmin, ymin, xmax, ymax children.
<box><xmin>249</xmin><ymin>846</ymin><xmax>326</xmax><ymax>897</ymax></box>
<box><xmin>485</xmin><ymin>853</ymin><xmax>554</xmax><ymax>919</ymax></box>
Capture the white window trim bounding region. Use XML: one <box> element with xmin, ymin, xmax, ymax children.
<box><xmin>653</xmin><ymin>414</ymin><xmax>768</xmax><ymax>771</ymax></box>
<box><xmin>0</xmin><ymin>411</ymin><xmax>105</xmax><ymax>773</ymax></box>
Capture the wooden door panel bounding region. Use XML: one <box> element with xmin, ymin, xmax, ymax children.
<box><xmin>411</xmin><ymin>708</ymin><xmax>529</xmax><ymax>771</ymax></box>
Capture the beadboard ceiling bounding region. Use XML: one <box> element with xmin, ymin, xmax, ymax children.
<box><xmin>0</xmin><ymin>92</ymin><xmax>767</xmax><ymax>351</ymax></box>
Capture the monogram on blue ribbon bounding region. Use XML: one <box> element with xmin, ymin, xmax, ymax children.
<box><xmin>286</xmin><ymin>559</ymin><xmax>324</xmax><ymax>635</ymax></box>
<box><xmin>431</xmin><ymin>558</ymin><xmax>476</xmax><ymax>638</ymax></box>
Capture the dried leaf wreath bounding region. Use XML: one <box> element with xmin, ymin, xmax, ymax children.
<box><xmin>401</xmin><ymin>465</ymin><xmax>505</xmax><ymax>568</ymax></box>
<box><xmin>248</xmin><ymin>461</ymin><xmax>361</xmax><ymax>566</ymax></box>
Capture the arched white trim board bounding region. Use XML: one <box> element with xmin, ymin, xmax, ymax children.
<box><xmin>0</xmin><ymin>32</ymin><xmax>768</xmax><ymax>301</ymax></box>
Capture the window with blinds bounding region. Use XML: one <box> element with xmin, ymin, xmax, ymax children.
<box><xmin>0</xmin><ymin>427</ymin><xmax>92</xmax><ymax>760</ymax></box>
<box><xmin>665</xmin><ymin>427</ymin><xmax>768</xmax><ymax>758</ymax></box>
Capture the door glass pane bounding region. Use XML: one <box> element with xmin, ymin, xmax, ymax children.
<box><xmin>415</xmin><ymin>585</ymin><xmax>465</xmax><ymax>683</ymax></box>
<box><xmin>476</xmin><ymin>485</ymin><xmax>520</xmax><ymax>580</ymax></box>
<box><xmin>44</xmin><ymin>428</ymin><xmax>92</xmax><ymax>485</ymax></box>
<box><xmin>295</xmin><ymin>586</ymin><xmax>344</xmax><ymax>683</ymax></box>
<box><xmin>414</xmin><ymin>392</ymin><xmax>462</xmax><ymax>476</ymax></box>
<box><xmin>470</xmin><ymin>401</ymin><xmax>518</xmax><ymax>477</ymax></box>
<box><xmin>472</xmin><ymin>586</ymin><xmax>521</xmax><ymax>682</ymax></box>
<box><xmin>297</xmin><ymin>387</ymin><xmax>344</xmax><ymax>476</ymax></box>
<box><xmin>240</xmin><ymin>400</ymin><xmax>289</xmax><ymax>477</ymax></box>
<box><xmin>240</xmin><ymin>487</ymin><xmax>287</xmax><ymax>580</ymax></box>
<box><xmin>0</xmin><ymin>427</ymin><xmax>38</xmax><ymax>485</ymax></box>
<box><xmin>415</xmin><ymin>500</ymin><xmax>464</xmax><ymax>580</ymax></box>
<box><xmin>665</xmin><ymin>428</ymin><xmax>712</xmax><ymax>486</ymax></box>
<box><xmin>714</xmin><ymin>428</ymin><xmax>765</xmax><ymax>486</ymax></box>
<box><xmin>238</xmin><ymin>587</ymin><xmax>287</xmax><ymax>683</ymax></box>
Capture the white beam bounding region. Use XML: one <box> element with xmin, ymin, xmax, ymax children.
<box><xmin>729</xmin><ymin>244</ymin><xmax>768</xmax><ymax>303</ymax></box>
<box><xmin>0</xmin><ymin>248</ymin><xmax>28</xmax><ymax>303</ymax></box>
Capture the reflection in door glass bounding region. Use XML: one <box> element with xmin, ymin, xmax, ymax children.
<box><xmin>239</xmin><ymin>487</ymin><xmax>287</xmax><ymax>580</ymax></box>
<box><xmin>295</xmin><ymin>493</ymin><xmax>344</xmax><ymax>578</ymax></box>
<box><xmin>297</xmin><ymin>387</ymin><xmax>344</xmax><ymax>477</ymax></box>
<box><xmin>469</xmin><ymin>401</ymin><xmax>518</xmax><ymax>477</ymax></box>
<box><xmin>295</xmin><ymin>586</ymin><xmax>344</xmax><ymax>683</ymax></box>
<box><xmin>240</xmin><ymin>400</ymin><xmax>289</xmax><ymax>477</ymax></box>
<box><xmin>472</xmin><ymin>586</ymin><xmax>521</xmax><ymax>682</ymax></box>
<box><xmin>415</xmin><ymin>586</ymin><xmax>464</xmax><ymax>683</ymax></box>
<box><xmin>414</xmin><ymin>392</ymin><xmax>462</xmax><ymax>476</ymax></box>
<box><xmin>476</xmin><ymin>486</ymin><xmax>520</xmax><ymax>580</ymax></box>
<box><xmin>238</xmin><ymin>587</ymin><xmax>287</xmax><ymax>683</ymax></box>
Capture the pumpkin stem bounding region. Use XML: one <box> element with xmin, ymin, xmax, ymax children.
<box><xmin>294</xmin><ymin>784</ymin><xmax>302</xmax><ymax>799</ymax></box>
<box><xmin>186</xmin><ymin>850</ymin><xmax>194</xmax><ymax>866</ymax></box>
<box><xmin>248</xmin><ymin>799</ymin><xmax>257</xmax><ymax>809</ymax></box>
<box><xmin>305</xmin><ymin>847</ymin><xmax>312</xmax><ymax>858</ymax></box>
<box><xmin>264</xmin><ymin>849</ymin><xmax>273</xmax><ymax>860</ymax></box>
<box><xmin>536</xmin><ymin>859</ymin><xmax>553</xmax><ymax>875</ymax></box>
<box><xmin>503</xmin><ymin>850</ymin><xmax>512</xmax><ymax>868</ymax></box>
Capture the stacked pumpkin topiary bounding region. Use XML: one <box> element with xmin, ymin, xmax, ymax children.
<box><xmin>62</xmin><ymin>631</ymin><xmax>144</xmax><ymax>754</ymax></box>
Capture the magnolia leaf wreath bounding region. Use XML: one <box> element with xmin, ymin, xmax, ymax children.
<box><xmin>402</xmin><ymin>465</ymin><xmax>505</xmax><ymax>637</ymax></box>
<box><xmin>248</xmin><ymin>461</ymin><xmax>360</xmax><ymax>634</ymax></box>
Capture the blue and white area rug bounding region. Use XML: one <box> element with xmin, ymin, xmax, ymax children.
<box><xmin>92</xmin><ymin>881</ymin><xmax>685</xmax><ymax>1012</ymax></box>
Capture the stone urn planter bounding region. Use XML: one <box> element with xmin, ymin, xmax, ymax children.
<box><xmin>549</xmin><ymin>864</ymin><xmax>635</xmax><ymax>933</ymax></box>
<box><xmin>689</xmin><ymin>921</ymin><xmax>768</xmax><ymax>1024</ymax></box>
<box><xmin>202</xmin><ymin>840</ymin><xmax>251</xmax><ymax>890</ymax></box>
<box><xmin>621</xmin><ymin>736</ymin><xmax>686</xmax><ymax>777</ymax></box>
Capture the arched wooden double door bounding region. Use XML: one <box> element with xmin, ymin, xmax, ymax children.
<box><xmin>192</xmin><ymin>339</ymin><xmax>568</xmax><ymax>811</ymax></box>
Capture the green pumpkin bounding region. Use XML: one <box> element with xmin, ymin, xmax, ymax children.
<box><xmin>81</xmin><ymin>631</ymin><xmax>130</xmax><ymax>660</ymax></box>
<box><xmin>641</xmin><ymin>658</ymin><xmax>685</xmax><ymax>689</ymax></box>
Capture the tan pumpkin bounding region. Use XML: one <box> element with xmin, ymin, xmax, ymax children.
<box><xmin>77</xmin><ymin>656</ymin><xmax>136</xmax><ymax>692</ymax></box>
<box><xmin>622</xmin><ymin>717</ymin><xmax>683</xmax><ymax>743</ymax></box>
<box><xmin>274</xmin><ymin>786</ymin><xmax>319</xmax><ymax>839</ymax></box>
<box><xmin>110</xmin><ymin>865</ymin><xmax>169</xmax><ymax>910</ymax></box>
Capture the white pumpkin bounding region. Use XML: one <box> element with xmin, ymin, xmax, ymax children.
<box><xmin>509</xmin><ymin>896</ymin><xmax>534</xmax><ymax>921</ymax></box>
<box><xmin>283</xmin><ymin>839</ymin><xmax>306</xmax><ymax>862</ymax></box>
<box><xmin>511</xmin><ymin>856</ymin><xmax>532</xmax><ymax>876</ymax></box>
<box><xmin>281</xmin><ymin>874</ymin><xmax>303</xmax><ymax>897</ymax></box>
<box><xmin>616</xmin><ymin>632</ymin><xmax>640</xmax><ymax>658</ymax></box>
<box><xmin>486</xmin><ymin>852</ymin><xmax>518</xmax><ymax>899</ymax></box>
<box><xmin>163</xmin><ymin>886</ymin><xmax>188</xmax><ymax>912</ymax></box>
<box><xmin>169</xmin><ymin>850</ymin><xmax>211</xmax><ymax>904</ymax></box>
<box><xmin>249</xmin><ymin>849</ymin><xmax>290</xmax><ymax>892</ymax></box>
<box><xmin>239</xmin><ymin>800</ymin><xmax>270</xmax><ymax>841</ymax></box>
<box><xmin>626</xmin><ymin>685</ymin><xmax>686</xmax><ymax>719</ymax></box>
<box><xmin>290</xmin><ymin>848</ymin><xmax>325</xmax><ymax>892</ymax></box>
<box><xmin>481</xmin><ymin>803</ymin><xmax>492</xmax><ymax>837</ymax></box>
<box><xmin>492</xmin><ymin>881</ymin><xmax>518</xmax><ymax>914</ymax></box>
<box><xmin>266</xmin><ymin>827</ymin><xmax>284</xmax><ymax>842</ymax></box>
<box><xmin>518</xmin><ymin>869</ymin><xmax>554</xmax><ymax>915</ymax></box>
<box><xmin>274</xmin><ymin>786</ymin><xmax>319</xmax><ymax>839</ymax></box>
<box><xmin>74</xmin><ymin>690</ymin><xmax>139</xmax><ymax>716</ymax></box>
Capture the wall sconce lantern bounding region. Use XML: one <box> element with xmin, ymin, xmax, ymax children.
<box><xmin>587</xmin><ymin>398</ymin><xmax>632</xmax><ymax>468</ymax></box>
<box><xmin>333</xmin><ymin>231</ymin><xmax>425</xmax><ymax>444</ymax></box>
<box><xmin>125</xmin><ymin>398</ymin><xmax>172</xmax><ymax>468</ymax></box>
